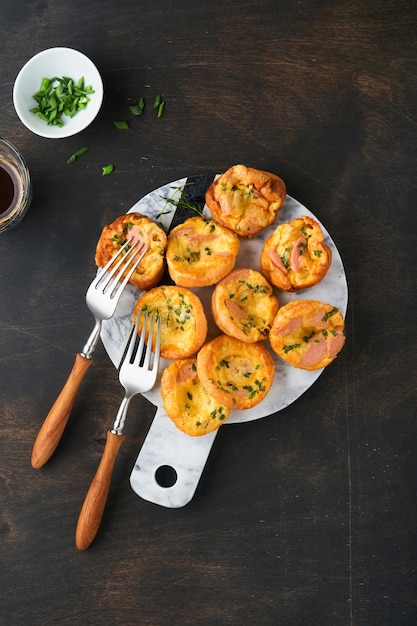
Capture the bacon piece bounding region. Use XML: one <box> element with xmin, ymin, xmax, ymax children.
<box><xmin>170</xmin><ymin>226</ymin><xmax>194</xmax><ymax>238</ymax></box>
<box><xmin>126</xmin><ymin>226</ymin><xmax>149</xmax><ymax>263</ymax></box>
<box><xmin>128</xmin><ymin>225</ymin><xmax>147</xmax><ymax>246</ymax></box>
<box><xmin>299</xmin><ymin>336</ymin><xmax>327</xmax><ymax>368</ymax></box>
<box><xmin>175</xmin><ymin>362</ymin><xmax>197</xmax><ymax>384</ymax></box>
<box><xmin>188</xmin><ymin>233</ymin><xmax>217</xmax><ymax>243</ymax></box>
<box><xmin>327</xmin><ymin>328</ymin><xmax>346</xmax><ymax>358</ymax></box>
<box><xmin>306</xmin><ymin>311</ymin><xmax>331</xmax><ymax>329</ymax></box>
<box><xmin>268</xmin><ymin>248</ymin><xmax>287</xmax><ymax>274</ymax></box>
<box><xmin>299</xmin><ymin>327</ymin><xmax>345</xmax><ymax>367</ymax></box>
<box><xmin>225</xmin><ymin>299</ymin><xmax>246</xmax><ymax>320</ymax></box>
<box><xmin>215</xmin><ymin>250</ymin><xmax>234</xmax><ymax>258</ymax></box>
<box><xmin>290</xmin><ymin>236</ymin><xmax>307</xmax><ymax>272</ymax></box>
<box><xmin>273</xmin><ymin>316</ymin><xmax>303</xmax><ymax>336</ymax></box>
<box><xmin>218</xmin><ymin>194</ymin><xmax>232</xmax><ymax>215</ymax></box>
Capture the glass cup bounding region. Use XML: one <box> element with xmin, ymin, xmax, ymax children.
<box><xmin>0</xmin><ymin>138</ymin><xmax>32</xmax><ymax>233</ymax></box>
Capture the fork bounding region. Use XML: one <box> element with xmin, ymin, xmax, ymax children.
<box><xmin>31</xmin><ymin>236</ymin><xmax>148</xmax><ymax>469</ymax></box>
<box><xmin>75</xmin><ymin>310</ymin><xmax>161</xmax><ymax>550</ymax></box>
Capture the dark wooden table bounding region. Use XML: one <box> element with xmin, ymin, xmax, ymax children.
<box><xmin>1</xmin><ymin>1</ymin><xmax>416</xmax><ymax>624</ymax></box>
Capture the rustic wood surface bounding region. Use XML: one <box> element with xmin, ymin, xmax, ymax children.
<box><xmin>1</xmin><ymin>1</ymin><xmax>416</xmax><ymax>624</ymax></box>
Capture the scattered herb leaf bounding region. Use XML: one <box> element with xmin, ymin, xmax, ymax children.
<box><xmin>129</xmin><ymin>97</ymin><xmax>145</xmax><ymax>116</ymax></box>
<box><xmin>102</xmin><ymin>164</ymin><xmax>114</xmax><ymax>176</ymax></box>
<box><xmin>112</xmin><ymin>120</ymin><xmax>130</xmax><ymax>130</ymax></box>
<box><xmin>66</xmin><ymin>146</ymin><xmax>90</xmax><ymax>164</ymax></box>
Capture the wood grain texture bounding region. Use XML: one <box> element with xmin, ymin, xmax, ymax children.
<box><xmin>31</xmin><ymin>353</ymin><xmax>93</xmax><ymax>468</ymax></box>
<box><xmin>1</xmin><ymin>0</ymin><xmax>416</xmax><ymax>624</ymax></box>
<box><xmin>76</xmin><ymin>431</ymin><xmax>124</xmax><ymax>551</ymax></box>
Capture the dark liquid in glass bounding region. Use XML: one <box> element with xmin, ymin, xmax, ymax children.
<box><xmin>0</xmin><ymin>163</ymin><xmax>16</xmax><ymax>215</ymax></box>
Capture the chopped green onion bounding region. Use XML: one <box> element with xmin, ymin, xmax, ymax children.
<box><xmin>30</xmin><ymin>76</ymin><xmax>95</xmax><ymax>127</ymax></box>
<box><xmin>66</xmin><ymin>146</ymin><xmax>90</xmax><ymax>164</ymax></box>
<box><xmin>153</xmin><ymin>94</ymin><xmax>161</xmax><ymax>109</ymax></box>
<box><xmin>112</xmin><ymin>120</ymin><xmax>130</xmax><ymax>130</ymax></box>
<box><xmin>129</xmin><ymin>97</ymin><xmax>145</xmax><ymax>116</ymax></box>
<box><xmin>322</xmin><ymin>307</ymin><xmax>339</xmax><ymax>322</ymax></box>
<box><xmin>102</xmin><ymin>164</ymin><xmax>114</xmax><ymax>176</ymax></box>
<box><xmin>157</xmin><ymin>101</ymin><xmax>165</xmax><ymax>118</ymax></box>
<box><xmin>283</xmin><ymin>343</ymin><xmax>301</xmax><ymax>354</ymax></box>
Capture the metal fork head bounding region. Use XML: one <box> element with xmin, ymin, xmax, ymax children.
<box><xmin>119</xmin><ymin>310</ymin><xmax>161</xmax><ymax>396</ymax></box>
<box><xmin>86</xmin><ymin>236</ymin><xmax>148</xmax><ymax>322</ymax></box>
<box><xmin>110</xmin><ymin>311</ymin><xmax>160</xmax><ymax>436</ymax></box>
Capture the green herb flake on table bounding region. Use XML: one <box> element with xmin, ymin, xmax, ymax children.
<box><xmin>102</xmin><ymin>164</ymin><xmax>114</xmax><ymax>176</ymax></box>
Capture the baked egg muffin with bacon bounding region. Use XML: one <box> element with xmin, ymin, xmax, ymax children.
<box><xmin>205</xmin><ymin>164</ymin><xmax>286</xmax><ymax>237</ymax></box>
<box><xmin>260</xmin><ymin>215</ymin><xmax>331</xmax><ymax>292</ymax></box>
<box><xmin>133</xmin><ymin>285</ymin><xmax>207</xmax><ymax>360</ymax></box>
<box><xmin>269</xmin><ymin>299</ymin><xmax>345</xmax><ymax>370</ymax></box>
<box><xmin>161</xmin><ymin>358</ymin><xmax>231</xmax><ymax>436</ymax></box>
<box><xmin>196</xmin><ymin>334</ymin><xmax>275</xmax><ymax>410</ymax></box>
<box><xmin>166</xmin><ymin>215</ymin><xmax>240</xmax><ymax>287</ymax></box>
<box><xmin>95</xmin><ymin>212</ymin><xmax>167</xmax><ymax>291</ymax></box>
<box><xmin>211</xmin><ymin>268</ymin><xmax>279</xmax><ymax>343</ymax></box>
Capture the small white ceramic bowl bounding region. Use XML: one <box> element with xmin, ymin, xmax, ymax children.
<box><xmin>13</xmin><ymin>47</ymin><xmax>104</xmax><ymax>139</ymax></box>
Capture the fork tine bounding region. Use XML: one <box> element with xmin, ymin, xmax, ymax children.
<box><xmin>110</xmin><ymin>241</ymin><xmax>148</xmax><ymax>295</ymax></box>
<box><xmin>94</xmin><ymin>238</ymin><xmax>132</xmax><ymax>282</ymax></box>
<box><xmin>134</xmin><ymin>310</ymin><xmax>148</xmax><ymax>366</ymax></box>
<box><xmin>139</xmin><ymin>313</ymin><xmax>156</xmax><ymax>370</ymax></box>
<box><xmin>123</xmin><ymin>309</ymin><xmax>146</xmax><ymax>366</ymax></box>
<box><xmin>152</xmin><ymin>316</ymin><xmax>161</xmax><ymax>372</ymax></box>
<box><xmin>93</xmin><ymin>239</ymin><xmax>148</xmax><ymax>296</ymax></box>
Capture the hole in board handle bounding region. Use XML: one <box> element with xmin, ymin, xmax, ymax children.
<box><xmin>155</xmin><ymin>465</ymin><xmax>178</xmax><ymax>488</ymax></box>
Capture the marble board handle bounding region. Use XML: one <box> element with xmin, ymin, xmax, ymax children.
<box><xmin>130</xmin><ymin>407</ymin><xmax>218</xmax><ymax>508</ymax></box>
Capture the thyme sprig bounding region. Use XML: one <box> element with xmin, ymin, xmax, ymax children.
<box><xmin>157</xmin><ymin>183</ymin><xmax>204</xmax><ymax>223</ymax></box>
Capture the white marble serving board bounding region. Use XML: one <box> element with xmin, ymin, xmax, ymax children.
<box><xmin>100</xmin><ymin>176</ymin><xmax>348</xmax><ymax>508</ymax></box>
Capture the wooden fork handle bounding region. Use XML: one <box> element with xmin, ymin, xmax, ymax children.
<box><xmin>75</xmin><ymin>431</ymin><xmax>124</xmax><ymax>551</ymax></box>
<box><xmin>31</xmin><ymin>353</ymin><xmax>93</xmax><ymax>469</ymax></box>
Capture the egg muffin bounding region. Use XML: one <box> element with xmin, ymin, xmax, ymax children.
<box><xmin>269</xmin><ymin>299</ymin><xmax>345</xmax><ymax>370</ymax></box>
<box><xmin>166</xmin><ymin>215</ymin><xmax>240</xmax><ymax>287</ymax></box>
<box><xmin>133</xmin><ymin>285</ymin><xmax>207</xmax><ymax>360</ymax></box>
<box><xmin>95</xmin><ymin>212</ymin><xmax>167</xmax><ymax>291</ymax></box>
<box><xmin>260</xmin><ymin>215</ymin><xmax>332</xmax><ymax>292</ymax></box>
<box><xmin>196</xmin><ymin>334</ymin><xmax>275</xmax><ymax>410</ymax></box>
<box><xmin>205</xmin><ymin>164</ymin><xmax>286</xmax><ymax>237</ymax></box>
<box><xmin>161</xmin><ymin>358</ymin><xmax>231</xmax><ymax>436</ymax></box>
<box><xmin>211</xmin><ymin>268</ymin><xmax>279</xmax><ymax>343</ymax></box>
